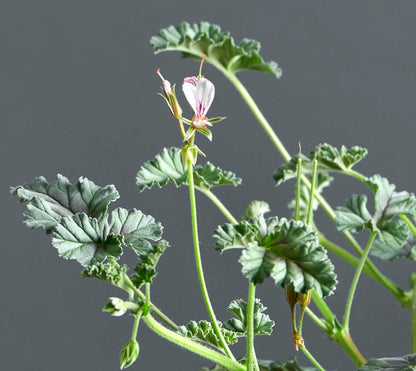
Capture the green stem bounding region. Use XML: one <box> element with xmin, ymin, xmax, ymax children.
<box><xmin>143</xmin><ymin>315</ymin><xmax>245</xmax><ymax>371</ymax></box>
<box><xmin>299</xmin><ymin>345</ymin><xmax>326</xmax><ymax>371</ymax></box>
<box><xmin>311</xmin><ymin>290</ymin><xmax>335</xmax><ymax>325</ymax></box>
<box><xmin>131</xmin><ymin>309</ymin><xmax>142</xmax><ymax>341</ymax></box>
<box><xmin>124</xmin><ymin>276</ymin><xmax>178</xmax><ymax>331</ymax></box>
<box><xmin>401</xmin><ymin>215</ymin><xmax>416</xmax><ymax>238</ymax></box>
<box><xmin>304</xmin><ymin>307</ymin><xmax>330</xmax><ymax>333</ymax></box>
<box><xmin>318</xmin><ymin>233</ymin><xmax>407</xmax><ymax>306</ymax></box>
<box><xmin>333</xmin><ymin>329</ymin><xmax>366</xmax><ymax>367</ymax></box>
<box><xmin>196</xmin><ymin>186</ymin><xmax>238</xmax><ymax>224</ymax></box>
<box><xmin>224</xmin><ymin>72</ymin><xmax>291</xmax><ymax>162</ymax></box>
<box><xmin>343</xmin><ymin>232</ymin><xmax>377</xmax><ymax>330</ymax></box>
<box><xmin>307</xmin><ymin>154</ymin><xmax>319</xmax><ymax>225</ymax></box>
<box><xmin>187</xmin><ymin>159</ymin><xmax>236</xmax><ymax>361</ymax></box>
<box><xmin>411</xmin><ymin>274</ymin><xmax>416</xmax><ymax>353</ymax></box>
<box><xmin>246</xmin><ymin>283</ymin><xmax>258</xmax><ymax>371</ymax></box>
<box><xmin>295</xmin><ymin>150</ymin><xmax>302</xmax><ymax>221</ymax></box>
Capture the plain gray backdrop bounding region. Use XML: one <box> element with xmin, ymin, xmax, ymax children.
<box><xmin>2</xmin><ymin>1</ymin><xmax>416</xmax><ymax>370</ymax></box>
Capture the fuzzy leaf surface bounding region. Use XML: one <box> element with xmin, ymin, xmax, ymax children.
<box><xmin>151</xmin><ymin>22</ymin><xmax>282</xmax><ymax>78</ymax></box>
<box><xmin>136</xmin><ymin>147</ymin><xmax>241</xmax><ymax>191</ymax></box>
<box><xmin>11</xmin><ymin>175</ymin><xmax>119</xmax><ymax>232</ymax></box>
<box><xmin>82</xmin><ymin>262</ymin><xmax>129</xmax><ymax>286</ymax></box>
<box><xmin>177</xmin><ymin>320</ymin><xmax>238</xmax><ymax>348</ymax></box>
<box><xmin>129</xmin><ymin>240</ymin><xmax>169</xmax><ymax>289</ymax></box>
<box><xmin>52</xmin><ymin>214</ymin><xmax>123</xmax><ymax>267</ymax></box>
<box><xmin>223</xmin><ymin>298</ymin><xmax>275</xmax><ymax>336</ymax></box>
<box><xmin>358</xmin><ymin>353</ymin><xmax>416</xmax><ymax>370</ymax></box>
<box><xmin>274</xmin><ymin>144</ymin><xmax>367</xmax><ymax>185</ymax></box>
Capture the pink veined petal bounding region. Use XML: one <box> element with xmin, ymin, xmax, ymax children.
<box><xmin>182</xmin><ymin>82</ymin><xmax>198</xmax><ymax>113</ymax></box>
<box><xmin>195</xmin><ymin>78</ymin><xmax>215</xmax><ymax>117</ymax></box>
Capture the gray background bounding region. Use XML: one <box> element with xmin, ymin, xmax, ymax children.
<box><xmin>2</xmin><ymin>1</ymin><xmax>416</xmax><ymax>370</ymax></box>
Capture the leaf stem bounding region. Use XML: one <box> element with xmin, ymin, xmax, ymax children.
<box><xmin>196</xmin><ymin>186</ymin><xmax>238</xmax><ymax>224</ymax></box>
<box><xmin>131</xmin><ymin>308</ymin><xmax>142</xmax><ymax>341</ymax></box>
<box><xmin>124</xmin><ymin>276</ymin><xmax>178</xmax><ymax>330</ymax></box>
<box><xmin>143</xmin><ymin>314</ymin><xmax>245</xmax><ymax>371</ymax></box>
<box><xmin>187</xmin><ymin>159</ymin><xmax>236</xmax><ymax>361</ymax></box>
<box><xmin>307</xmin><ymin>151</ymin><xmax>319</xmax><ymax>225</ymax></box>
<box><xmin>246</xmin><ymin>282</ymin><xmax>259</xmax><ymax>371</ymax></box>
<box><xmin>311</xmin><ymin>290</ymin><xmax>335</xmax><ymax>325</ymax></box>
<box><xmin>401</xmin><ymin>214</ymin><xmax>416</xmax><ymax>238</ymax></box>
<box><xmin>295</xmin><ymin>147</ymin><xmax>302</xmax><ymax>221</ymax></box>
<box><xmin>299</xmin><ymin>345</ymin><xmax>326</xmax><ymax>371</ymax></box>
<box><xmin>343</xmin><ymin>231</ymin><xmax>377</xmax><ymax>330</ymax></box>
<box><xmin>411</xmin><ymin>274</ymin><xmax>416</xmax><ymax>353</ymax></box>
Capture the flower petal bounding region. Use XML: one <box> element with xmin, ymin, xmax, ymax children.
<box><xmin>182</xmin><ymin>81</ymin><xmax>198</xmax><ymax>113</ymax></box>
<box><xmin>195</xmin><ymin>78</ymin><xmax>215</xmax><ymax>117</ymax></box>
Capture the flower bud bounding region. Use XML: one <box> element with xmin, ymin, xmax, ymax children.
<box><xmin>285</xmin><ymin>283</ymin><xmax>299</xmax><ymax>307</ymax></box>
<box><xmin>298</xmin><ymin>290</ymin><xmax>312</xmax><ymax>307</ymax></box>
<box><xmin>120</xmin><ymin>339</ymin><xmax>140</xmax><ymax>369</ymax></box>
<box><xmin>103</xmin><ymin>297</ymin><xmax>139</xmax><ymax>317</ymax></box>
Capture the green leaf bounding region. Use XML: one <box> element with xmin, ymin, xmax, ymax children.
<box><xmin>213</xmin><ymin>223</ymin><xmax>260</xmax><ymax>252</ymax></box>
<box><xmin>52</xmin><ymin>214</ymin><xmax>123</xmax><ymax>267</ymax></box>
<box><xmin>11</xmin><ymin>174</ymin><xmax>119</xmax><ymax>233</ymax></box>
<box><xmin>129</xmin><ymin>240</ymin><xmax>169</xmax><ymax>289</ymax></box>
<box><xmin>358</xmin><ymin>353</ymin><xmax>416</xmax><ymax>370</ymax></box>
<box><xmin>151</xmin><ymin>22</ymin><xmax>282</xmax><ymax>78</ymax></box>
<box><xmin>240</xmin><ymin>219</ymin><xmax>337</xmax><ymax>296</ymax></box>
<box><xmin>82</xmin><ymin>261</ymin><xmax>129</xmax><ymax>286</ymax></box>
<box><xmin>274</xmin><ymin>144</ymin><xmax>367</xmax><ymax>185</ymax></box>
<box><xmin>242</xmin><ymin>200</ymin><xmax>271</xmax><ymax>221</ymax></box>
<box><xmin>177</xmin><ymin>320</ymin><xmax>238</xmax><ymax>348</ymax></box>
<box><xmin>136</xmin><ymin>147</ymin><xmax>241</xmax><ymax>191</ymax></box>
<box><xmin>223</xmin><ymin>298</ymin><xmax>275</xmax><ymax>336</ymax></box>
<box><xmin>335</xmin><ymin>195</ymin><xmax>373</xmax><ymax>233</ymax></box>
<box><xmin>201</xmin><ymin>357</ymin><xmax>315</xmax><ymax>371</ymax></box>
<box><xmin>288</xmin><ymin>173</ymin><xmax>334</xmax><ymax>220</ymax></box>
<box><xmin>109</xmin><ymin>208</ymin><xmax>163</xmax><ymax>254</ymax></box>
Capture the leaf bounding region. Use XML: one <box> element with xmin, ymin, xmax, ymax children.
<box><xmin>109</xmin><ymin>208</ymin><xmax>163</xmax><ymax>254</ymax></box>
<box><xmin>11</xmin><ymin>174</ymin><xmax>119</xmax><ymax>233</ymax></box>
<box><xmin>52</xmin><ymin>214</ymin><xmax>123</xmax><ymax>267</ymax></box>
<box><xmin>151</xmin><ymin>22</ymin><xmax>282</xmax><ymax>78</ymax></box>
<box><xmin>240</xmin><ymin>219</ymin><xmax>337</xmax><ymax>297</ymax></box>
<box><xmin>274</xmin><ymin>144</ymin><xmax>367</xmax><ymax>185</ymax></box>
<box><xmin>213</xmin><ymin>222</ymin><xmax>260</xmax><ymax>252</ymax></box>
<box><xmin>136</xmin><ymin>147</ymin><xmax>241</xmax><ymax>191</ymax></box>
<box><xmin>288</xmin><ymin>173</ymin><xmax>334</xmax><ymax>220</ymax></box>
<box><xmin>201</xmin><ymin>357</ymin><xmax>316</xmax><ymax>371</ymax></box>
<box><xmin>242</xmin><ymin>200</ymin><xmax>271</xmax><ymax>221</ymax></box>
<box><xmin>335</xmin><ymin>195</ymin><xmax>373</xmax><ymax>233</ymax></box>
<box><xmin>129</xmin><ymin>240</ymin><xmax>170</xmax><ymax>289</ymax></box>
<box><xmin>223</xmin><ymin>298</ymin><xmax>275</xmax><ymax>336</ymax></box>
<box><xmin>358</xmin><ymin>353</ymin><xmax>416</xmax><ymax>370</ymax></box>
<box><xmin>177</xmin><ymin>320</ymin><xmax>238</xmax><ymax>348</ymax></box>
<box><xmin>82</xmin><ymin>262</ymin><xmax>129</xmax><ymax>287</ymax></box>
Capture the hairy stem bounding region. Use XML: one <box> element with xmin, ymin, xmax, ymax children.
<box><xmin>299</xmin><ymin>345</ymin><xmax>326</xmax><ymax>371</ymax></box>
<box><xmin>143</xmin><ymin>315</ymin><xmax>245</xmax><ymax>371</ymax></box>
<box><xmin>187</xmin><ymin>159</ymin><xmax>236</xmax><ymax>360</ymax></box>
<box><xmin>246</xmin><ymin>283</ymin><xmax>259</xmax><ymax>371</ymax></box>
<box><xmin>343</xmin><ymin>232</ymin><xmax>377</xmax><ymax>330</ymax></box>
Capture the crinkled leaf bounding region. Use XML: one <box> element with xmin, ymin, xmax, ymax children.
<box><xmin>109</xmin><ymin>208</ymin><xmax>163</xmax><ymax>254</ymax></box>
<box><xmin>365</xmin><ymin>175</ymin><xmax>416</xmax><ymax>223</ymax></box>
<box><xmin>242</xmin><ymin>201</ymin><xmax>271</xmax><ymax>221</ymax></box>
<box><xmin>240</xmin><ymin>219</ymin><xmax>337</xmax><ymax>297</ymax></box>
<box><xmin>213</xmin><ymin>223</ymin><xmax>260</xmax><ymax>252</ymax></box>
<box><xmin>288</xmin><ymin>173</ymin><xmax>334</xmax><ymax>220</ymax></box>
<box><xmin>52</xmin><ymin>214</ymin><xmax>123</xmax><ymax>267</ymax></box>
<box><xmin>151</xmin><ymin>22</ymin><xmax>282</xmax><ymax>78</ymax></box>
<box><xmin>274</xmin><ymin>144</ymin><xmax>367</xmax><ymax>185</ymax></box>
<box><xmin>335</xmin><ymin>195</ymin><xmax>373</xmax><ymax>233</ymax></box>
<box><xmin>223</xmin><ymin>298</ymin><xmax>275</xmax><ymax>336</ymax></box>
<box><xmin>11</xmin><ymin>174</ymin><xmax>119</xmax><ymax>233</ymax></box>
<box><xmin>136</xmin><ymin>147</ymin><xmax>241</xmax><ymax>191</ymax></box>
<box><xmin>358</xmin><ymin>353</ymin><xmax>416</xmax><ymax>370</ymax></box>
<box><xmin>82</xmin><ymin>262</ymin><xmax>129</xmax><ymax>286</ymax></box>
<box><xmin>177</xmin><ymin>320</ymin><xmax>238</xmax><ymax>348</ymax></box>
<box><xmin>201</xmin><ymin>357</ymin><xmax>315</xmax><ymax>371</ymax></box>
<box><xmin>129</xmin><ymin>240</ymin><xmax>169</xmax><ymax>289</ymax></box>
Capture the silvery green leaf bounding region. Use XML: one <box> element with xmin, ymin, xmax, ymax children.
<box><xmin>151</xmin><ymin>22</ymin><xmax>282</xmax><ymax>78</ymax></box>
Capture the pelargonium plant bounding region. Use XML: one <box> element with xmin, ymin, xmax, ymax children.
<box><xmin>12</xmin><ymin>22</ymin><xmax>416</xmax><ymax>371</ymax></box>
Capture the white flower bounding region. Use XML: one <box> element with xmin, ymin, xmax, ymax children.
<box><xmin>182</xmin><ymin>77</ymin><xmax>215</xmax><ymax>128</ymax></box>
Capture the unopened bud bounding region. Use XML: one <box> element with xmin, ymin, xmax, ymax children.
<box><xmin>285</xmin><ymin>283</ymin><xmax>299</xmax><ymax>307</ymax></box>
<box><xmin>298</xmin><ymin>290</ymin><xmax>312</xmax><ymax>307</ymax></box>
<box><xmin>103</xmin><ymin>297</ymin><xmax>139</xmax><ymax>317</ymax></box>
<box><xmin>120</xmin><ymin>339</ymin><xmax>140</xmax><ymax>369</ymax></box>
